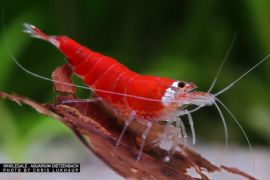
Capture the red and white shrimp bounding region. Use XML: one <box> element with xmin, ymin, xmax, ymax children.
<box><xmin>22</xmin><ymin>23</ymin><xmax>269</xmax><ymax>161</ymax></box>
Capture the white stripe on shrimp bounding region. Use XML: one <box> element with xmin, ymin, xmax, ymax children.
<box><xmin>162</xmin><ymin>81</ymin><xmax>179</xmax><ymax>106</ymax></box>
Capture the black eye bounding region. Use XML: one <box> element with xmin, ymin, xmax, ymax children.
<box><xmin>177</xmin><ymin>81</ymin><xmax>185</xmax><ymax>88</ymax></box>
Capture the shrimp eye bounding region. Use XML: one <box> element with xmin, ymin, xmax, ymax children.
<box><xmin>177</xmin><ymin>81</ymin><xmax>185</xmax><ymax>88</ymax></box>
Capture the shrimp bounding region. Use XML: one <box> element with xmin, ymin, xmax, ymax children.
<box><xmin>21</xmin><ymin>23</ymin><xmax>269</xmax><ymax>162</ymax></box>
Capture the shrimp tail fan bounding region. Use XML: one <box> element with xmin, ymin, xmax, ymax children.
<box><xmin>23</xmin><ymin>23</ymin><xmax>59</xmax><ymax>47</ymax></box>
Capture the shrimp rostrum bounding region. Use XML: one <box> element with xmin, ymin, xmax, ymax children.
<box><xmin>22</xmin><ymin>23</ymin><xmax>269</xmax><ymax>160</ymax></box>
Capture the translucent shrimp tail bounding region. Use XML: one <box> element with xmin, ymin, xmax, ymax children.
<box><xmin>215</xmin><ymin>53</ymin><xmax>270</xmax><ymax>96</ymax></box>
<box><xmin>208</xmin><ymin>31</ymin><xmax>238</xmax><ymax>93</ymax></box>
<box><xmin>215</xmin><ymin>97</ymin><xmax>255</xmax><ymax>175</ymax></box>
<box><xmin>23</xmin><ymin>23</ymin><xmax>59</xmax><ymax>47</ymax></box>
<box><xmin>2</xmin><ymin>18</ymin><xmax>79</xmax><ymax>90</ymax></box>
<box><xmin>23</xmin><ymin>23</ymin><xmax>49</xmax><ymax>40</ymax></box>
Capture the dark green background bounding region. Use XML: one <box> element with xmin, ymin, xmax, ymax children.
<box><xmin>0</xmin><ymin>0</ymin><xmax>269</xmax><ymax>161</ymax></box>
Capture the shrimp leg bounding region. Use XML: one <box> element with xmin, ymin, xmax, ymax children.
<box><xmin>175</xmin><ymin>117</ymin><xmax>188</xmax><ymax>143</ymax></box>
<box><xmin>116</xmin><ymin>111</ymin><xmax>136</xmax><ymax>146</ymax></box>
<box><xmin>157</xmin><ymin>117</ymin><xmax>187</xmax><ymax>160</ymax></box>
<box><xmin>186</xmin><ymin>111</ymin><xmax>196</xmax><ymax>144</ymax></box>
<box><xmin>160</xmin><ymin>119</ymin><xmax>174</xmax><ymax>140</ymax></box>
<box><xmin>175</xmin><ymin>110</ymin><xmax>196</xmax><ymax>144</ymax></box>
<box><xmin>137</xmin><ymin>121</ymin><xmax>152</xmax><ymax>160</ymax></box>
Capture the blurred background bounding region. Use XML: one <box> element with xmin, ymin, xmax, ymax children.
<box><xmin>0</xmin><ymin>0</ymin><xmax>269</xmax><ymax>179</ymax></box>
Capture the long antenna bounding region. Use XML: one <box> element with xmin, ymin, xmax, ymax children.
<box><xmin>215</xmin><ymin>53</ymin><xmax>270</xmax><ymax>96</ymax></box>
<box><xmin>213</xmin><ymin>101</ymin><xmax>229</xmax><ymax>152</ymax></box>
<box><xmin>215</xmin><ymin>97</ymin><xmax>255</xmax><ymax>175</ymax></box>
<box><xmin>208</xmin><ymin>31</ymin><xmax>238</xmax><ymax>93</ymax></box>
